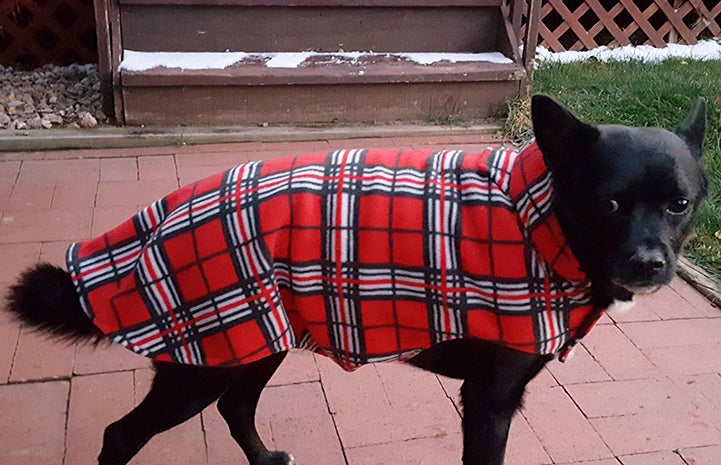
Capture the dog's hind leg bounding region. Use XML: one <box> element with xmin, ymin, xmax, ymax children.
<box><xmin>216</xmin><ymin>352</ymin><xmax>291</xmax><ymax>465</ymax></box>
<box><xmin>97</xmin><ymin>362</ymin><xmax>235</xmax><ymax>465</ymax></box>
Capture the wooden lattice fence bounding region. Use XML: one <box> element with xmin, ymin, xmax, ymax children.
<box><xmin>517</xmin><ymin>0</ymin><xmax>721</xmax><ymax>52</ymax></box>
<box><xmin>0</xmin><ymin>0</ymin><xmax>97</xmax><ymax>67</ymax></box>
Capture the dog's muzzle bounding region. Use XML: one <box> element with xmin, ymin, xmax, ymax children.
<box><xmin>612</xmin><ymin>246</ymin><xmax>674</xmax><ymax>294</ymax></box>
<box><xmin>629</xmin><ymin>248</ymin><xmax>667</xmax><ymax>276</ymax></box>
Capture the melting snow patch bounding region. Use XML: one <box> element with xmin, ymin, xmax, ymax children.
<box><xmin>120</xmin><ymin>42</ymin><xmax>721</xmax><ymax>72</ymax></box>
<box><xmin>536</xmin><ymin>39</ymin><xmax>721</xmax><ymax>65</ymax></box>
<box><xmin>119</xmin><ymin>50</ymin><xmax>250</xmax><ymax>71</ymax></box>
<box><xmin>119</xmin><ymin>50</ymin><xmax>514</xmax><ymax>71</ymax></box>
<box><xmin>398</xmin><ymin>52</ymin><xmax>513</xmax><ymax>65</ymax></box>
<box><xmin>265</xmin><ymin>52</ymin><xmax>314</xmax><ymax>68</ymax></box>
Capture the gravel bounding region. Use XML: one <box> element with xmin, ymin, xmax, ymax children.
<box><xmin>0</xmin><ymin>63</ymin><xmax>108</xmax><ymax>130</ymax></box>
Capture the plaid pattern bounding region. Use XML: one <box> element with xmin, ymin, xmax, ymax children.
<box><xmin>67</xmin><ymin>143</ymin><xmax>599</xmax><ymax>370</ymax></box>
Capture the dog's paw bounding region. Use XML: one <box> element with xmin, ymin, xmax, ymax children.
<box><xmin>259</xmin><ymin>451</ymin><xmax>295</xmax><ymax>465</ymax></box>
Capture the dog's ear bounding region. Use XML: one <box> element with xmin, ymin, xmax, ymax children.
<box><xmin>531</xmin><ymin>94</ymin><xmax>599</xmax><ymax>174</ymax></box>
<box><xmin>675</xmin><ymin>98</ymin><xmax>707</xmax><ymax>159</ymax></box>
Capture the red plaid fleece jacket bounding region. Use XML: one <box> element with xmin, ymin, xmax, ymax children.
<box><xmin>67</xmin><ymin>143</ymin><xmax>599</xmax><ymax>370</ymax></box>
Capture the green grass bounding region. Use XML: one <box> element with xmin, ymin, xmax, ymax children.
<box><xmin>528</xmin><ymin>58</ymin><xmax>721</xmax><ymax>277</ymax></box>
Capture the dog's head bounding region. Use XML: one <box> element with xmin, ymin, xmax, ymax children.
<box><xmin>531</xmin><ymin>95</ymin><xmax>707</xmax><ymax>299</ymax></box>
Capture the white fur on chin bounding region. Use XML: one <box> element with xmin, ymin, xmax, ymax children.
<box><xmin>607</xmin><ymin>298</ymin><xmax>637</xmax><ymax>315</ymax></box>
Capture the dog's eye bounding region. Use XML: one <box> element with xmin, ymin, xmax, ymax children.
<box><xmin>666</xmin><ymin>198</ymin><xmax>690</xmax><ymax>215</ymax></box>
<box><xmin>605</xmin><ymin>200</ymin><xmax>620</xmax><ymax>214</ymax></box>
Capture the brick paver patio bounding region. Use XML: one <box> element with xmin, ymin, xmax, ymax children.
<box><xmin>2</xmin><ymin>135</ymin><xmax>721</xmax><ymax>465</ymax></box>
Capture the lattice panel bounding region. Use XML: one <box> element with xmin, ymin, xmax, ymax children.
<box><xmin>0</xmin><ymin>0</ymin><xmax>97</xmax><ymax>66</ymax></box>
<box><xmin>518</xmin><ymin>0</ymin><xmax>720</xmax><ymax>52</ymax></box>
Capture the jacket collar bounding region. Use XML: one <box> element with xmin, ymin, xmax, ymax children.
<box><xmin>509</xmin><ymin>141</ymin><xmax>587</xmax><ymax>283</ymax></box>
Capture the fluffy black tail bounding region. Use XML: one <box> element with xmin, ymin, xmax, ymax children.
<box><xmin>5</xmin><ymin>263</ymin><xmax>104</xmax><ymax>343</ymax></box>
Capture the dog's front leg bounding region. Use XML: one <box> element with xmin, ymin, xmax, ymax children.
<box><xmin>458</xmin><ymin>349</ymin><xmax>549</xmax><ymax>465</ymax></box>
<box><xmin>460</xmin><ymin>379</ymin><xmax>523</xmax><ymax>465</ymax></box>
<box><xmin>409</xmin><ymin>341</ymin><xmax>550</xmax><ymax>464</ymax></box>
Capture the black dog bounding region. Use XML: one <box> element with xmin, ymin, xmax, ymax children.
<box><xmin>5</xmin><ymin>95</ymin><xmax>707</xmax><ymax>465</ymax></box>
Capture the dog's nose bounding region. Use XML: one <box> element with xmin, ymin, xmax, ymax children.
<box><xmin>629</xmin><ymin>249</ymin><xmax>666</xmax><ymax>275</ymax></box>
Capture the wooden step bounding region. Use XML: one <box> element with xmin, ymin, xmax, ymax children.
<box><xmin>118</xmin><ymin>0</ymin><xmax>510</xmax><ymax>54</ymax></box>
<box><xmin>98</xmin><ymin>0</ymin><xmax>533</xmax><ymax>125</ymax></box>
<box><xmin>119</xmin><ymin>52</ymin><xmax>525</xmax><ymax>125</ymax></box>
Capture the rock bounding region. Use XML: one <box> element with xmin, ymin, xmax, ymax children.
<box><xmin>79</xmin><ymin>111</ymin><xmax>97</xmax><ymax>128</ymax></box>
<box><xmin>46</xmin><ymin>113</ymin><xmax>63</xmax><ymax>124</ymax></box>
<box><xmin>15</xmin><ymin>120</ymin><xmax>28</xmax><ymax>130</ymax></box>
<box><xmin>65</xmin><ymin>84</ymin><xmax>84</xmax><ymax>97</ymax></box>
<box><xmin>27</xmin><ymin>116</ymin><xmax>43</xmax><ymax>129</ymax></box>
<box><xmin>22</xmin><ymin>103</ymin><xmax>37</xmax><ymax>115</ymax></box>
<box><xmin>0</xmin><ymin>112</ymin><xmax>10</xmax><ymax>127</ymax></box>
<box><xmin>6</xmin><ymin>100</ymin><xmax>21</xmax><ymax>114</ymax></box>
<box><xmin>41</xmin><ymin>119</ymin><xmax>53</xmax><ymax>129</ymax></box>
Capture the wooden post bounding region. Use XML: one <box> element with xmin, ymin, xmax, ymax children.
<box><xmin>522</xmin><ymin>0</ymin><xmax>541</xmax><ymax>96</ymax></box>
<box><xmin>108</xmin><ymin>0</ymin><xmax>125</xmax><ymax>124</ymax></box>
<box><xmin>93</xmin><ymin>0</ymin><xmax>114</xmax><ymax>120</ymax></box>
<box><xmin>93</xmin><ymin>0</ymin><xmax>125</xmax><ymax>124</ymax></box>
<box><xmin>511</xmin><ymin>0</ymin><xmax>524</xmax><ymax>36</ymax></box>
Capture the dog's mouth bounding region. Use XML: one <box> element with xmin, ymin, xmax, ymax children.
<box><xmin>611</xmin><ymin>264</ymin><xmax>673</xmax><ymax>295</ymax></box>
<box><xmin>610</xmin><ymin>266</ymin><xmax>673</xmax><ymax>296</ymax></box>
<box><xmin>612</xmin><ymin>281</ymin><xmax>664</xmax><ymax>296</ymax></box>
